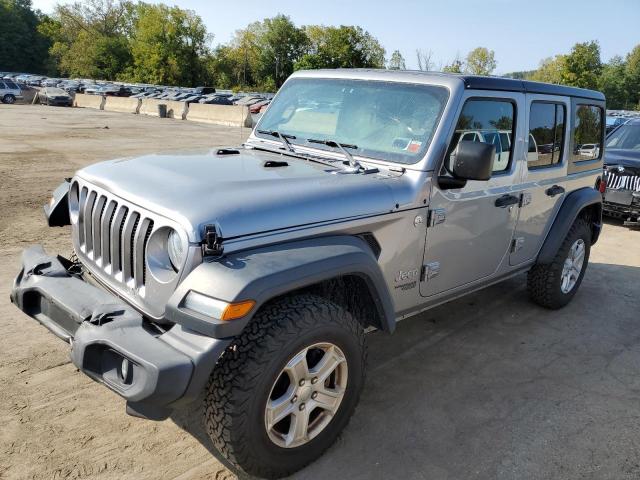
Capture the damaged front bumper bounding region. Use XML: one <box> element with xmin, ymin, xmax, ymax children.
<box><xmin>10</xmin><ymin>245</ymin><xmax>230</xmax><ymax>420</ymax></box>
<box><xmin>603</xmin><ymin>188</ymin><xmax>640</xmax><ymax>227</ymax></box>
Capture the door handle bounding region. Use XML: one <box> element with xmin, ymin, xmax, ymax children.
<box><xmin>495</xmin><ymin>194</ymin><xmax>520</xmax><ymax>208</ymax></box>
<box><xmin>545</xmin><ymin>185</ymin><xmax>565</xmax><ymax>197</ymax></box>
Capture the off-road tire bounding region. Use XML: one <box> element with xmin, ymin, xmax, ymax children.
<box><xmin>527</xmin><ymin>217</ymin><xmax>592</xmax><ymax>309</ymax></box>
<box><xmin>2</xmin><ymin>94</ymin><xmax>15</xmax><ymax>104</ymax></box>
<box><xmin>204</xmin><ymin>294</ymin><xmax>366</xmax><ymax>479</ymax></box>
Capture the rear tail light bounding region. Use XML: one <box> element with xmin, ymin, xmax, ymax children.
<box><xmin>597</xmin><ymin>176</ymin><xmax>607</xmax><ymax>194</ymax></box>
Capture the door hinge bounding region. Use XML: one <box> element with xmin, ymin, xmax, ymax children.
<box><xmin>421</xmin><ymin>262</ymin><xmax>440</xmax><ymax>281</ymax></box>
<box><xmin>428</xmin><ymin>208</ymin><xmax>446</xmax><ymax>227</ymax></box>
<box><xmin>511</xmin><ymin>237</ymin><xmax>525</xmax><ymax>253</ymax></box>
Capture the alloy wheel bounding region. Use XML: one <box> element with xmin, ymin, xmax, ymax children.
<box><xmin>265</xmin><ymin>342</ymin><xmax>348</xmax><ymax>448</ymax></box>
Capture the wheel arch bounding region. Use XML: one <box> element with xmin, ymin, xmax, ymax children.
<box><xmin>537</xmin><ymin>186</ymin><xmax>602</xmax><ymax>264</ymax></box>
<box><xmin>165</xmin><ymin>235</ymin><xmax>396</xmax><ymax>338</ymax></box>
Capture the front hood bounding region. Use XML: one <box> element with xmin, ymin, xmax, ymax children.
<box><xmin>604</xmin><ymin>149</ymin><xmax>640</xmax><ymax>170</ymax></box>
<box><xmin>77</xmin><ymin>148</ymin><xmax>404</xmax><ymax>242</ymax></box>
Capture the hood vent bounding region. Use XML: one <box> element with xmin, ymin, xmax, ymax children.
<box><xmin>216</xmin><ymin>148</ymin><xmax>240</xmax><ymax>155</ymax></box>
<box><xmin>264</xmin><ymin>160</ymin><xmax>289</xmax><ymax>168</ymax></box>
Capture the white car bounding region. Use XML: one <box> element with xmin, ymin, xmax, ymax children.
<box><xmin>579</xmin><ymin>144</ymin><xmax>599</xmax><ymax>158</ymax></box>
<box><xmin>456</xmin><ymin>129</ymin><xmax>512</xmax><ymax>171</ymax></box>
<box><xmin>0</xmin><ymin>79</ymin><xmax>23</xmax><ymax>104</ymax></box>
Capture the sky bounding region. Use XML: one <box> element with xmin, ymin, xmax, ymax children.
<box><xmin>31</xmin><ymin>0</ymin><xmax>640</xmax><ymax>74</ymax></box>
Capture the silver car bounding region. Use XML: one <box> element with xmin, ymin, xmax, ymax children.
<box><xmin>0</xmin><ymin>79</ymin><xmax>23</xmax><ymax>104</ymax></box>
<box><xmin>11</xmin><ymin>69</ymin><xmax>605</xmax><ymax>478</ymax></box>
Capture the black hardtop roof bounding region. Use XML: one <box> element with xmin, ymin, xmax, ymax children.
<box><xmin>459</xmin><ymin>75</ymin><xmax>605</xmax><ymax>101</ymax></box>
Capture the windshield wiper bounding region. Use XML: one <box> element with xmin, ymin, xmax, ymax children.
<box><xmin>257</xmin><ymin>129</ymin><xmax>296</xmax><ymax>152</ymax></box>
<box><xmin>307</xmin><ymin>138</ymin><xmax>362</xmax><ymax>171</ymax></box>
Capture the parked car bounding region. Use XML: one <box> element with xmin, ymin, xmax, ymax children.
<box><xmin>579</xmin><ymin>143</ymin><xmax>599</xmax><ymax>158</ymax></box>
<box><xmin>11</xmin><ymin>70</ymin><xmax>605</xmax><ymax>479</ymax></box>
<box><xmin>199</xmin><ymin>94</ymin><xmax>233</xmax><ymax>105</ymax></box>
<box><xmin>39</xmin><ymin>87</ymin><xmax>73</xmax><ymax>107</ymax></box>
<box><xmin>602</xmin><ymin>118</ymin><xmax>640</xmax><ymax>226</ymax></box>
<box><xmin>193</xmin><ymin>86</ymin><xmax>216</xmax><ymax>95</ymax></box>
<box><xmin>84</xmin><ymin>84</ymin><xmax>104</xmax><ymax>95</ymax></box>
<box><xmin>102</xmin><ymin>85</ymin><xmax>132</xmax><ymax>97</ymax></box>
<box><xmin>249</xmin><ymin>99</ymin><xmax>270</xmax><ymax>113</ymax></box>
<box><xmin>0</xmin><ymin>79</ymin><xmax>23</xmax><ymax>104</ymax></box>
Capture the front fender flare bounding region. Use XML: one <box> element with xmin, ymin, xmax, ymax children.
<box><xmin>537</xmin><ymin>187</ymin><xmax>602</xmax><ymax>264</ymax></box>
<box><xmin>165</xmin><ymin>235</ymin><xmax>395</xmax><ymax>338</ymax></box>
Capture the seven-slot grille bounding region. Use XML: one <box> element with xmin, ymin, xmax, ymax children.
<box><xmin>77</xmin><ymin>186</ymin><xmax>154</xmax><ymax>289</ymax></box>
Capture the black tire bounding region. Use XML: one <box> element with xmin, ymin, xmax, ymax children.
<box><xmin>527</xmin><ymin>217</ymin><xmax>592</xmax><ymax>309</ymax></box>
<box><xmin>204</xmin><ymin>294</ymin><xmax>366</xmax><ymax>479</ymax></box>
<box><xmin>2</xmin><ymin>94</ymin><xmax>15</xmax><ymax>104</ymax></box>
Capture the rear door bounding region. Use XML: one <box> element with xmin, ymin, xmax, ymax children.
<box><xmin>420</xmin><ymin>91</ymin><xmax>524</xmax><ymax>297</ymax></box>
<box><xmin>509</xmin><ymin>94</ymin><xmax>570</xmax><ymax>265</ymax></box>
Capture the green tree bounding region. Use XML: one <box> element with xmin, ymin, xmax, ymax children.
<box><xmin>465</xmin><ymin>47</ymin><xmax>496</xmax><ymax>75</ymax></box>
<box><xmin>599</xmin><ymin>56</ymin><xmax>628</xmax><ymax>109</ymax></box>
<box><xmin>256</xmin><ymin>15</ymin><xmax>308</xmax><ymax>88</ymax></box>
<box><xmin>127</xmin><ymin>3</ymin><xmax>212</xmax><ymax>86</ymax></box>
<box><xmin>529</xmin><ymin>55</ymin><xmax>566</xmax><ymax>84</ymax></box>
<box><xmin>44</xmin><ymin>0</ymin><xmax>133</xmax><ymax>79</ymax></box>
<box><xmin>387</xmin><ymin>50</ymin><xmax>406</xmax><ymax>70</ymax></box>
<box><xmin>625</xmin><ymin>45</ymin><xmax>640</xmax><ymax>108</ymax></box>
<box><xmin>561</xmin><ymin>40</ymin><xmax>602</xmax><ymax>90</ymax></box>
<box><xmin>442</xmin><ymin>54</ymin><xmax>463</xmax><ymax>73</ymax></box>
<box><xmin>295</xmin><ymin>25</ymin><xmax>385</xmax><ymax>71</ymax></box>
<box><xmin>0</xmin><ymin>0</ymin><xmax>52</xmax><ymax>73</ymax></box>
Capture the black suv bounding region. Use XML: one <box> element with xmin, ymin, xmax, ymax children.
<box><xmin>602</xmin><ymin>118</ymin><xmax>640</xmax><ymax>226</ymax></box>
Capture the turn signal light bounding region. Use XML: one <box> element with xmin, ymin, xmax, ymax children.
<box><xmin>221</xmin><ymin>300</ymin><xmax>256</xmax><ymax>321</ymax></box>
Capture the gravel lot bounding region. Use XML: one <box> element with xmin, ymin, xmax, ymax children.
<box><xmin>1</xmin><ymin>104</ymin><xmax>640</xmax><ymax>480</ymax></box>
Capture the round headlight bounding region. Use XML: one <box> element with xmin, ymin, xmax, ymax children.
<box><xmin>167</xmin><ymin>229</ymin><xmax>186</xmax><ymax>271</ymax></box>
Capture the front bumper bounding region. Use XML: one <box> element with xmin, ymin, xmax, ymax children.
<box><xmin>603</xmin><ymin>188</ymin><xmax>640</xmax><ymax>227</ymax></box>
<box><xmin>10</xmin><ymin>245</ymin><xmax>230</xmax><ymax>420</ymax></box>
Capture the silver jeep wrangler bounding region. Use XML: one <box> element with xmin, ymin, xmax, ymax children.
<box><xmin>11</xmin><ymin>70</ymin><xmax>605</xmax><ymax>478</ymax></box>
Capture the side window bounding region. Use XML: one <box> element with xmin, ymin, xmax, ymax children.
<box><xmin>572</xmin><ymin>105</ymin><xmax>603</xmax><ymax>162</ymax></box>
<box><xmin>448</xmin><ymin>99</ymin><xmax>515</xmax><ymax>174</ymax></box>
<box><xmin>528</xmin><ymin>102</ymin><xmax>565</xmax><ymax>169</ymax></box>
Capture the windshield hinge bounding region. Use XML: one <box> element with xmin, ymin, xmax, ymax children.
<box><xmin>202</xmin><ymin>224</ymin><xmax>224</xmax><ymax>257</ymax></box>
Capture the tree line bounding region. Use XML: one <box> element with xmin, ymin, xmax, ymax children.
<box><xmin>1</xmin><ymin>0</ymin><xmax>638</xmax><ymax>109</ymax></box>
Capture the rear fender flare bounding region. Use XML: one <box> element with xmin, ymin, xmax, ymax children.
<box><xmin>537</xmin><ymin>187</ymin><xmax>602</xmax><ymax>264</ymax></box>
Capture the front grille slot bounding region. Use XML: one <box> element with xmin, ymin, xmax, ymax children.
<box><xmin>75</xmin><ymin>185</ymin><xmax>157</xmax><ymax>290</ymax></box>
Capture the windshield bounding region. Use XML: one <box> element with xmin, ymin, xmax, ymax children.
<box><xmin>606</xmin><ymin>124</ymin><xmax>640</xmax><ymax>151</ymax></box>
<box><xmin>255</xmin><ymin>78</ymin><xmax>448</xmax><ymax>164</ymax></box>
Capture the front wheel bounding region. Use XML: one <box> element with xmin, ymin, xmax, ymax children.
<box><xmin>2</xmin><ymin>94</ymin><xmax>16</xmax><ymax>104</ymax></box>
<box><xmin>204</xmin><ymin>294</ymin><xmax>366</xmax><ymax>479</ymax></box>
<box><xmin>527</xmin><ymin>217</ymin><xmax>592</xmax><ymax>309</ymax></box>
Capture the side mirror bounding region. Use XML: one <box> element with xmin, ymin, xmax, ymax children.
<box><xmin>451</xmin><ymin>141</ymin><xmax>495</xmax><ymax>181</ymax></box>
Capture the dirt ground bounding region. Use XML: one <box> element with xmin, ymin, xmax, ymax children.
<box><xmin>1</xmin><ymin>104</ymin><xmax>640</xmax><ymax>480</ymax></box>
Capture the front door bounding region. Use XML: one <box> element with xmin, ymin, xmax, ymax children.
<box><xmin>509</xmin><ymin>94</ymin><xmax>570</xmax><ymax>265</ymax></box>
<box><xmin>420</xmin><ymin>92</ymin><xmax>525</xmax><ymax>297</ymax></box>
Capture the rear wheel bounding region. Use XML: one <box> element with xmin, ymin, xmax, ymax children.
<box><xmin>527</xmin><ymin>217</ymin><xmax>592</xmax><ymax>309</ymax></box>
<box><xmin>204</xmin><ymin>294</ymin><xmax>366</xmax><ymax>479</ymax></box>
<box><xmin>2</xmin><ymin>94</ymin><xmax>15</xmax><ymax>104</ymax></box>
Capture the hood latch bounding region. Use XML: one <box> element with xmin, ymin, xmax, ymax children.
<box><xmin>203</xmin><ymin>224</ymin><xmax>224</xmax><ymax>257</ymax></box>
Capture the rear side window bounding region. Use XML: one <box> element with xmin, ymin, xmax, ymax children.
<box><xmin>448</xmin><ymin>99</ymin><xmax>515</xmax><ymax>173</ymax></box>
<box><xmin>572</xmin><ymin>105</ymin><xmax>604</xmax><ymax>162</ymax></box>
<box><xmin>528</xmin><ymin>102</ymin><xmax>565</xmax><ymax>169</ymax></box>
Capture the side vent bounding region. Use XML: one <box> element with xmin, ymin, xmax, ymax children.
<box><xmin>359</xmin><ymin>233</ymin><xmax>381</xmax><ymax>259</ymax></box>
